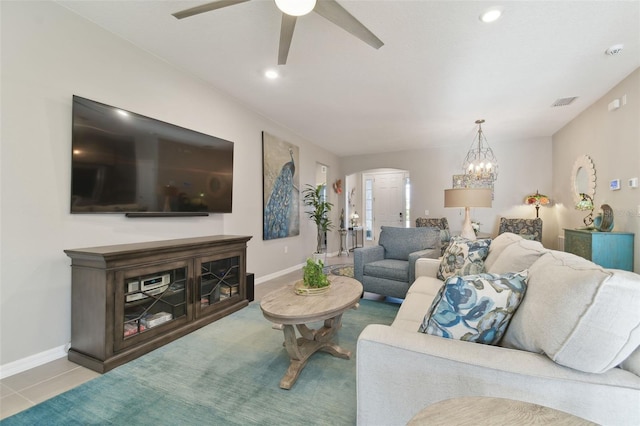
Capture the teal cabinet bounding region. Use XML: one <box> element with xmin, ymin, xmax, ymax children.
<box><xmin>564</xmin><ymin>229</ymin><xmax>634</xmax><ymax>271</ymax></box>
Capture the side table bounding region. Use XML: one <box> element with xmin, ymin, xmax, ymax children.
<box><xmin>407</xmin><ymin>396</ymin><xmax>596</xmax><ymax>425</ymax></box>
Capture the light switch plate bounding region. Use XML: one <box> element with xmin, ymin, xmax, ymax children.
<box><xmin>629</xmin><ymin>177</ymin><xmax>638</xmax><ymax>188</ymax></box>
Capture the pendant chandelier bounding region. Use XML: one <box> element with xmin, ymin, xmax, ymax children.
<box><xmin>462</xmin><ymin>119</ymin><xmax>498</xmax><ymax>182</ymax></box>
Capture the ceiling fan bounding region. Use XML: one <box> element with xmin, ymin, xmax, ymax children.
<box><xmin>172</xmin><ymin>0</ymin><xmax>384</xmax><ymax>65</ymax></box>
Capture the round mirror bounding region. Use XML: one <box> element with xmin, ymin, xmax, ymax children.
<box><xmin>571</xmin><ymin>155</ymin><xmax>596</xmax><ymax>204</ymax></box>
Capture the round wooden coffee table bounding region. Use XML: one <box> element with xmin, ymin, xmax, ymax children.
<box><xmin>407</xmin><ymin>396</ymin><xmax>596</xmax><ymax>425</ymax></box>
<box><xmin>260</xmin><ymin>275</ymin><xmax>362</xmax><ymax>389</ymax></box>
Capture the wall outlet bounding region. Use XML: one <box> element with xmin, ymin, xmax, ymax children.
<box><xmin>424</xmin><ymin>210</ymin><xmax>429</xmax><ymax>216</ymax></box>
<box><xmin>629</xmin><ymin>177</ymin><xmax>638</xmax><ymax>188</ymax></box>
<box><xmin>284</xmin><ymin>246</ymin><xmax>288</xmax><ymax>254</ymax></box>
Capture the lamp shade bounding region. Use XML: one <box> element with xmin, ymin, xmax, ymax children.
<box><xmin>444</xmin><ymin>188</ymin><xmax>492</xmax><ymax>208</ymax></box>
<box><xmin>444</xmin><ymin>188</ymin><xmax>492</xmax><ymax>240</ymax></box>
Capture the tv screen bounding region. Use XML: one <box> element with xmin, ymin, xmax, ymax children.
<box><xmin>71</xmin><ymin>96</ymin><xmax>233</xmax><ymax>215</ymax></box>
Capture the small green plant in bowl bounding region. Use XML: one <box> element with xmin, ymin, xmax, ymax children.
<box><xmin>295</xmin><ymin>258</ymin><xmax>331</xmax><ymax>295</ymax></box>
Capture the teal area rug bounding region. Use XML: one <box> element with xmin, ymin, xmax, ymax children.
<box><xmin>4</xmin><ymin>299</ymin><xmax>399</xmax><ymax>425</ymax></box>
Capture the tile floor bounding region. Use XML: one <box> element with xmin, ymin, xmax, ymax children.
<box><xmin>0</xmin><ymin>254</ymin><xmax>355</xmax><ymax>420</ymax></box>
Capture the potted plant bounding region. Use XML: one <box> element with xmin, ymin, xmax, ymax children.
<box><xmin>295</xmin><ymin>258</ymin><xmax>331</xmax><ymax>295</ymax></box>
<box><xmin>302</xmin><ymin>184</ymin><xmax>334</xmax><ymax>257</ymax></box>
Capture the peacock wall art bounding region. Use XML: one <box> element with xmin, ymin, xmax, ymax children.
<box><xmin>262</xmin><ymin>132</ymin><xmax>300</xmax><ymax>240</ymax></box>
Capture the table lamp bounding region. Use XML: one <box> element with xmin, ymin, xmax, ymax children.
<box><xmin>445</xmin><ymin>188</ymin><xmax>492</xmax><ymax>240</ymax></box>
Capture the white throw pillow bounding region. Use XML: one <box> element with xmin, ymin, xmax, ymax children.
<box><xmin>501</xmin><ymin>251</ymin><xmax>640</xmax><ymax>373</ymax></box>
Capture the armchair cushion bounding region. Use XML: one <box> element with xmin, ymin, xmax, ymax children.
<box><xmin>379</xmin><ymin>226</ymin><xmax>440</xmax><ymax>260</ymax></box>
<box><xmin>437</xmin><ymin>237</ymin><xmax>492</xmax><ymax>280</ymax></box>
<box><xmin>419</xmin><ymin>271</ymin><xmax>528</xmax><ymax>345</ymax></box>
<box><xmin>364</xmin><ymin>259</ymin><xmax>409</xmax><ymax>282</ymax></box>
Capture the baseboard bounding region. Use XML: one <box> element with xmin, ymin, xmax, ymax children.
<box><xmin>255</xmin><ymin>262</ymin><xmax>304</xmax><ymax>285</ymax></box>
<box><xmin>0</xmin><ymin>344</ymin><xmax>68</xmax><ymax>379</ymax></box>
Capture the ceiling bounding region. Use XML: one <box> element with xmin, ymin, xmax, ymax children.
<box><xmin>56</xmin><ymin>0</ymin><xmax>640</xmax><ymax>157</ymax></box>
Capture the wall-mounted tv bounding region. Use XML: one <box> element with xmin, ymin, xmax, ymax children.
<box><xmin>71</xmin><ymin>96</ymin><xmax>233</xmax><ymax>215</ymax></box>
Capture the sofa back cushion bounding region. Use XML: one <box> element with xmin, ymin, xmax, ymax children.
<box><xmin>484</xmin><ymin>232</ymin><xmax>523</xmax><ymax>271</ymax></box>
<box><xmin>487</xmin><ymin>239</ymin><xmax>548</xmax><ymax>275</ymax></box>
<box><xmin>379</xmin><ymin>226</ymin><xmax>440</xmax><ymax>260</ymax></box>
<box><xmin>501</xmin><ymin>251</ymin><xmax>640</xmax><ymax>374</ymax></box>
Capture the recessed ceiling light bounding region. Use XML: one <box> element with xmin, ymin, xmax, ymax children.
<box><xmin>265</xmin><ymin>69</ymin><xmax>279</xmax><ymax>80</ymax></box>
<box><xmin>480</xmin><ymin>8</ymin><xmax>502</xmax><ymax>23</ymax></box>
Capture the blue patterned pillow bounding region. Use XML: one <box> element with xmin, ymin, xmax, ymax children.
<box><xmin>419</xmin><ymin>271</ymin><xmax>528</xmax><ymax>345</ymax></box>
<box><xmin>437</xmin><ymin>237</ymin><xmax>491</xmax><ymax>280</ymax></box>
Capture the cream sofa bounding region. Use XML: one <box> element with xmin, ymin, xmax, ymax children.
<box><xmin>357</xmin><ymin>233</ymin><xmax>640</xmax><ymax>425</ymax></box>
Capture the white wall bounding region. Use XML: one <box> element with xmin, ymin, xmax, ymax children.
<box><xmin>552</xmin><ymin>68</ymin><xmax>640</xmax><ymax>272</ymax></box>
<box><xmin>0</xmin><ymin>1</ymin><xmax>340</xmax><ymax>369</ymax></box>
<box><xmin>340</xmin><ymin>137</ymin><xmax>556</xmax><ymax>246</ymax></box>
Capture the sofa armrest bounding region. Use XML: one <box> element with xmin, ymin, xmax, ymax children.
<box><xmin>357</xmin><ymin>324</ymin><xmax>640</xmax><ymax>426</ymax></box>
<box><xmin>354</xmin><ymin>246</ymin><xmax>384</xmax><ymax>283</ymax></box>
<box><xmin>415</xmin><ymin>257</ymin><xmax>441</xmax><ymax>279</ymax></box>
<box><xmin>408</xmin><ymin>248</ymin><xmax>440</xmax><ymax>284</ymax></box>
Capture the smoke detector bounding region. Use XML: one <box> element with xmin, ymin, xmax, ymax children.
<box><xmin>605</xmin><ymin>44</ymin><xmax>624</xmax><ymax>56</ymax></box>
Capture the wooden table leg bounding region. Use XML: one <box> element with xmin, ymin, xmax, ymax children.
<box><xmin>278</xmin><ymin>315</ymin><xmax>352</xmax><ymax>390</ymax></box>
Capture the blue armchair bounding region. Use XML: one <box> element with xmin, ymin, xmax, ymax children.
<box><xmin>354</xmin><ymin>226</ymin><xmax>440</xmax><ymax>299</ymax></box>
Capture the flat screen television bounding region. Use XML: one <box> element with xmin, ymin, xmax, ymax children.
<box><xmin>71</xmin><ymin>96</ymin><xmax>233</xmax><ymax>215</ymax></box>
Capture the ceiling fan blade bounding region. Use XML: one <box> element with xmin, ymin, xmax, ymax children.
<box><xmin>278</xmin><ymin>14</ymin><xmax>297</xmax><ymax>65</ymax></box>
<box><xmin>172</xmin><ymin>0</ymin><xmax>251</xmax><ymax>20</ymax></box>
<box><xmin>313</xmin><ymin>0</ymin><xmax>383</xmax><ymax>49</ymax></box>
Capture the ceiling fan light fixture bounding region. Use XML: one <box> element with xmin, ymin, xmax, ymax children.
<box><xmin>275</xmin><ymin>0</ymin><xmax>316</xmax><ymax>16</ymax></box>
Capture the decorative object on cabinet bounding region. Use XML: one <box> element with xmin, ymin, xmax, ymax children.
<box><xmin>571</xmin><ymin>155</ymin><xmax>596</xmax><ymax>204</ymax></box>
<box><xmin>564</xmin><ymin>229</ymin><xmax>634</xmax><ymax>271</ymax></box>
<box><xmin>263</xmin><ymin>132</ymin><xmax>300</xmax><ymax>240</ymax></box>
<box><xmin>593</xmin><ymin>204</ymin><xmax>614</xmax><ymax>232</ymax></box>
<box><xmin>444</xmin><ymin>188</ymin><xmax>492</xmax><ymax>240</ymax></box>
<box><xmin>461</xmin><ymin>119</ymin><xmax>498</xmax><ymax>183</ymax></box>
<box><xmin>498</xmin><ymin>217</ymin><xmax>543</xmax><ymax>242</ymax></box>
<box><xmin>575</xmin><ymin>193</ymin><xmax>595</xmax><ymax>227</ymax></box>
<box><xmin>524</xmin><ymin>190</ymin><xmax>550</xmax><ymax>218</ymax></box>
<box><xmin>65</xmin><ymin>235</ymin><xmax>252</xmax><ymax>373</ymax></box>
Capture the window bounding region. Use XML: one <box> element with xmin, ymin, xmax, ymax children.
<box><xmin>365</xmin><ymin>178</ymin><xmax>373</xmax><ymax>240</ymax></box>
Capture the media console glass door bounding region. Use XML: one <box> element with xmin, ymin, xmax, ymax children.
<box><xmin>114</xmin><ymin>259</ymin><xmax>191</xmax><ymax>351</ymax></box>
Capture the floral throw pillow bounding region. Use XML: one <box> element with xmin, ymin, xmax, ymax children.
<box><xmin>419</xmin><ymin>271</ymin><xmax>528</xmax><ymax>345</ymax></box>
<box><xmin>437</xmin><ymin>237</ymin><xmax>491</xmax><ymax>280</ymax></box>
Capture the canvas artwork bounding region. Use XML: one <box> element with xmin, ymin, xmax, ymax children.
<box><xmin>262</xmin><ymin>132</ymin><xmax>300</xmax><ymax>240</ymax></box>
<box><xmin>453</xmin><ymin>174</ymin><xmax>495</xmax><ymax>198</ymax></box>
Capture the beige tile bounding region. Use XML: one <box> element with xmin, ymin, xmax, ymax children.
<box><xmin>0</xmin><ymin>383</ymin><xmax>16</xmax><ymax>398</ymax></box>
<box><xmin>20</xmin><ymin>366</ymin><xmax>99</xmax><ymax>405</ymax></box>
<box><xmin>0</xmin><ymin>393</ymin><xmax>34</xmax><ymax>420</ymax></box>
<box><xmin>1</xmin><ymin>357</ymin><xmax>79</xmax><ymax>392</ymax></box>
